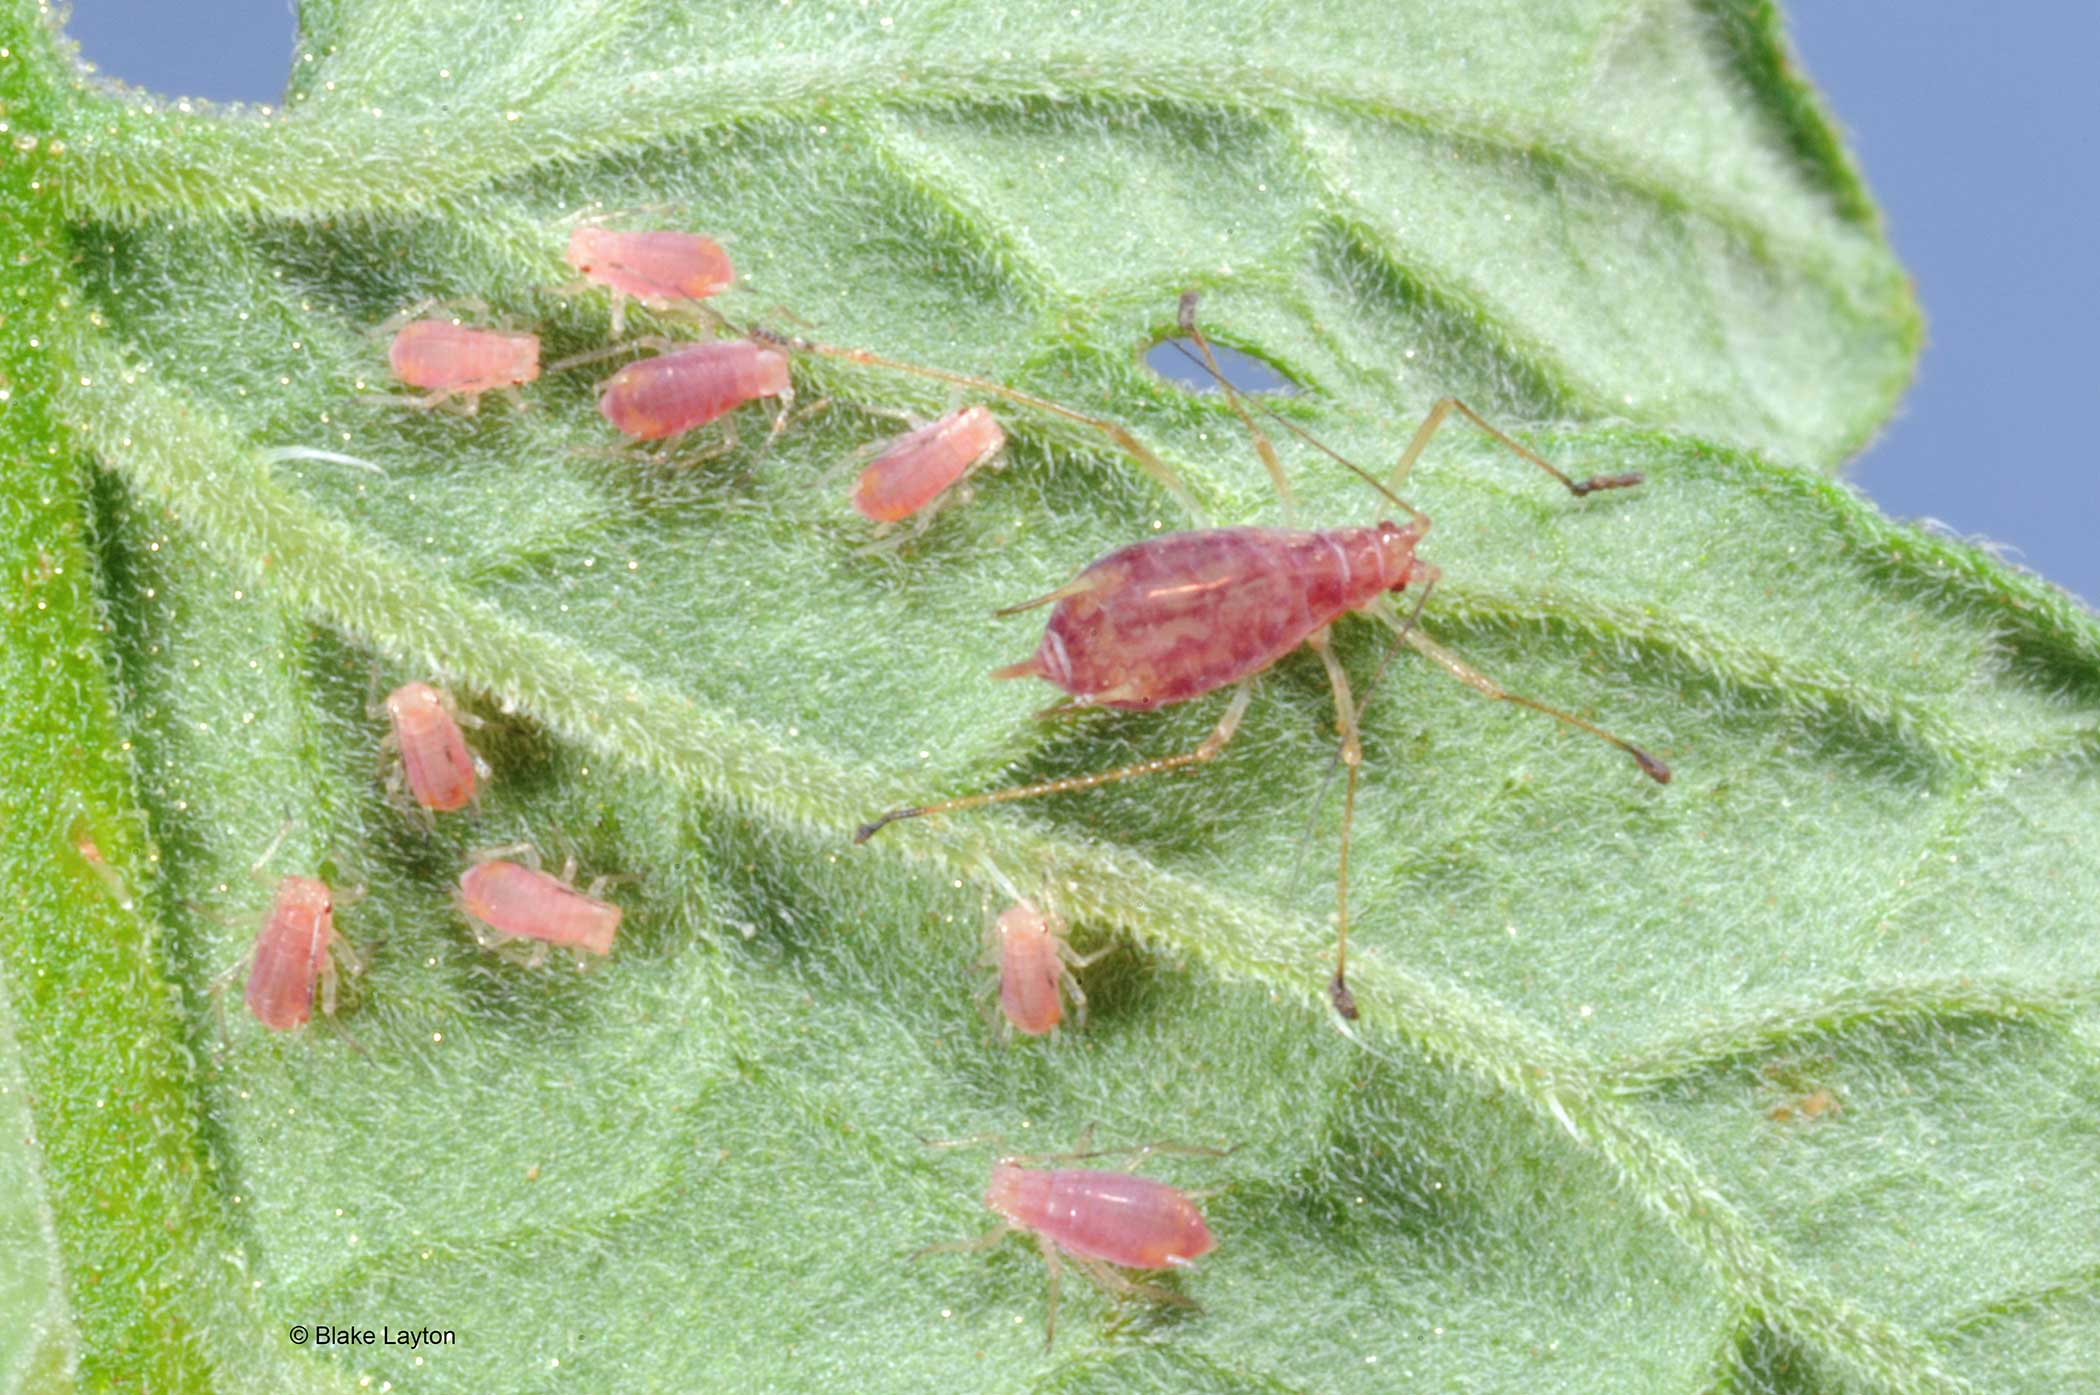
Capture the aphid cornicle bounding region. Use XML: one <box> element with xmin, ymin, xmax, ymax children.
<box><xmin>245</xmin><ymin>875</ymin><xmax>344</xmax><ymax>1031</ymax></box>
<box><xmin>457</xmin><ymin>848</ymin><xmax>622</xmax><ymax>961</ymax></box>
<box><xmin>382</xmin><ymin>681</ymin><xmax>480</xmax><ymax>813</ymax></box>
<box><xmin>856</xmin><ymin>294</ymin><xmax>1669</xmax><ymax>1019</ymax></box>
<box><xmin>564</xmin><ymin>226</ymin><xmax>732</xmax><ymax>336</ymax></box>
<box><xmin>383</xmin><ymin>319</ymin><xmax>540</xmax><ymax>409</ymax></box>
<box><xmin>922</xmin><ymin>1143</ymin><xmax>1219</xmax><ymax>1348</ymax></box>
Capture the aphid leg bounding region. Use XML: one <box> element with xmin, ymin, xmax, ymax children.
<box><xmin>909</xmin><ymin>1222</ymin><xmax>1013</xmax><ymax>1262</ymax></box>
<box><xmin>1305</xmin><ymin>627</ymin><xmax>1367</xmax><ymax>1017</ymax></box>
<box><xmin>1067</xmin><ymin>1252</ymin><xmax>1195</xmax><ymax>1309</ymax></box>
<box><xmin>1177</xmin><ymin>292</ymin><xmax>1294</xmax><ymax>523</ymax></box>
<box><xmin>855</xmin><ymin>684</ymin><xmax>1253</xmax><ymax>843</ymax></box>
<box><xmin>1037</xmin><ymin>1233</ymin><xmax>1063</xmax><ymax>1351</ymax></box>
<box><xmin>1390</xmin><ymin>397</ymin><xmax>1644</xmax><ymax>499</ymax></box>
<box><xmin>470</xmin><ymin>840</ymin><xmax>544</xmax><ymax>870</ymax></box>
<box><xmin>1382</xmin><ymin>613</ymin><xmax>1672</xmax><ymax>784</ymax></box>
<box><xmin>547</xmin><ymin>335</ymin><xmax>685</xmax><ymax>376</ymax></box>
<box><xmin>753</xmin><ymin>328</ymin><xmax>1205</xmax><ymax>521</ymax></box>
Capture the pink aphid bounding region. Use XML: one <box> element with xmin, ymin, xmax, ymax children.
<box><xmin>986</xmin><ymin>899</ymin><xmax>1102</xmax><ymax>1037</ymax></box>
<box><xmin>383</xmin><ymin>682</ymin><xmax>478</xmax><ymax>813</ymax></box>
<box><xmin>935</xmin><ymin>1158</ymin><xmax>1215</xmax><ymax>1346</ymax></box>
<box><xmin>988</xmin><ymin>1163</ymin><xmax>1215</xmax><ymax>1271</ymax></box>
<box><xmin>993</xmin><ymin>524</ymin><xmax>1428</xmax><ymax>710</ymax></box>
<box><xmin>853</xmin><ymin>406</ymin><xmax>1007</xmax><ymax>523</ymax></box>
<box><xmin>387</xmin><ymin>319</ymin><xmax>540</xmax><ymax>403</ymax></box>
<box><xmin>458</xmin><ymin>858</ymin><xmax>622</xmax><ymax>958</ymax></box>
<box><xmin>598</xmin><ymin>340</ymin><xmax>791</xmax><ymax>442</ymax></box>
<box><xmin>245</xmin><ymin>875</ymin><xmax>341</xmax><ymax>1031</ymax></box>
<box><xmin>565</xmin><ymin>227</ymin><xmax>733</xmax><ymax>327</ymax></box>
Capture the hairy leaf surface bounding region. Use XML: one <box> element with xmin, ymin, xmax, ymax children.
<box><xmin>3</xmin><ymin>2</ymin><xmax>2096</xmax><ymax>1393</ymax></box>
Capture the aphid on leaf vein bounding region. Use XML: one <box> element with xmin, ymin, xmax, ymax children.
<box><xmin>919</xmin><ymin>1138</ymin><xmax>1222</xmax><ymax>1348</ymax></box>
<box><xmin>369</xmin><ymin>309</ymin><xmax>540</xmax><ymax>413</ymax></box>
<box><xmin>457</xmin><ymin>844</ymin><xmax>623</xmax><ymax>965</ymax></box>
<box><xmin>564</xmin><ymin>225</ymin><xmax>733</xmax><ymax>338</ymax></box>
<box><xmin>856</xmin><ymin>293</ymin><xmax>1669</xmax><ymax>1020</ymax></box>
<box><xmin>381</xmin><ymin>681</ymin><xmax>485</xmax><ymax>815</ymax></box>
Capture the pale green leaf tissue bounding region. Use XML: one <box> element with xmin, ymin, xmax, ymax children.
<box><xmin>2</xmin><ymin>2</ymin><xmax>2097</xmax><ymax>1392</ymax></box>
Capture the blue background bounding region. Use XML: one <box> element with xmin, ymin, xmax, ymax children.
<box><xmin>60</xmin><ymin>2</ymin><xmax>2100</xmax><ymax>606</ymax></box>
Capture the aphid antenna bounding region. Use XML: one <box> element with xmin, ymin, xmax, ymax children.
<box><xmin>748</xmin><ymin>325</ymin><xmax>1206</xmax><ymax>522</ymax></box>
<box><xmin>1159</xmin><ymin>311</ymin><xmax>1419</xmax><ymax>527</ymax></box>
<box><xmin>260</xmin><ymin>445</ymin><xmax>390</xmax><ymax>479</ymax></box>
<box><xmin>544</xmin><ymin>335</ymin><xmax>683</xmax><ymax>376</ymax></box>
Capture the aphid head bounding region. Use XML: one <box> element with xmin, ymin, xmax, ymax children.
<box><xmin>275</xmin><ymin>874</ymin><xmax>334</xmax><ymax>919</ymax></box>
<box><xmin>1374</xmin><ymin>518</ymin><xmax>1431</xmax><ymax>594</ymax></box>
<box><xmin>564</xmin><ymin>225</ymin><xmax>608</xmax><ymax>276</ymax></box>
<box><xmin>385</xmin><ymin>681</ymin><xmax>446</xmax><ymax>723</ymax></box>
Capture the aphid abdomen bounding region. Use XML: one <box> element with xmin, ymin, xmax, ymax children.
<box><xmin>245</xmin><ymin>876</ymin><xmax>334</xmax><ymax>1030</ymax></box>
<box><xmin>458</xmin><ymin>860</ymin><xmax>622</xmax><ymax>955</ymax></box>
<box><xmin>995</xmin><ymin>905</ymin><xmax>1066</xmax><ymax>1036</ymax></box>
<box><xmin>598</xmin><ymin>342</ymin><xmax>790</xmax><ymax>441</ymax></box>
<box><xmin>986</xmin><ymin>1165</ymin><xmax>1215</xmax><ymax>1269</ymax></box>
<box><xmin>388</xmin><ymin>321</ymin><xmax>541</xmax><ymax>394</ymax></box>
<box><xmin>565</xmin><ymin>228</ymin><xmax>733</xmax><ymax>304</ymax></box>
<box><xmin>384</xmin><ymin>682</ymin><xmax>476</xmax><ymax>812</ymax></box>
<box><xmin>853</xmin><ymin>406</ymin><xmax>1006</xmax><ymax>522</ymax></box>
<box><xmin>1027</xmin><ymin>526</ymin><xmax>1412</xmax><ymax>709</ymax></box>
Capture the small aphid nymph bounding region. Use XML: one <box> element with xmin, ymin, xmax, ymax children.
<box><xmin>383</xmin><ymin>319</ymin><xmax>541</xmax><ymax>410</ymax></box>
<box><xmin>596</xmin><ymin>339</ymin><xmax>792</xmax><ymax>444</ymax></box>
<box><xmin>382</xmin><ymin>681</ymin><xmax>481</xmax><ymax>813</ymax></box>
<box><xmin>983</xmin><ymin>898</ymin><xmax>1104</xmax><ymax>1038</ymax></box>
<box><xmin>245</xmin><ymin>875</ymin><xmax>344</xmax><ymax>1031</ymax></box>
<box><xmin>565</xmin><ymin>227</ymin><xmax>733</xmax><ymax>336</ymax></box>
<box><xmin>852</xmin><ymin>405</ymin><xmax>1007</xmax><ymax>524</ymax></box>
<box><xmin>457</xmin><ymin>847</ymin><xmax>622</xmax><ymax>962</ymax></box>
<box><xmin>921</xmin><ymin>1141</ymin><xmax>1221</xmax><ymax>1348</ymax></box>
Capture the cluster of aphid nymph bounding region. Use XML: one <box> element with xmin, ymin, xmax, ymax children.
<box><xmin>231</xmin><ymin>221</ymin><xmax>1672</xmax><ymax>1348</ymax></box>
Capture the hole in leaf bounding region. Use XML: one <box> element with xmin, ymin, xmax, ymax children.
<box><xmin>1144</xmin><ymin>337</ymin><xmax>1300</xmax><ymax>396</ymax></box>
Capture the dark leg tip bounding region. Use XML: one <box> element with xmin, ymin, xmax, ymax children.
<box><xmin>1329</xmin><ymin>974</ymin><xmax>1359</xmax><ymax>1021</ymax></box>
<box><xmin>1632</xmin><ymin>748</ymin><xmax>1672</xmax><ymax>784</ymax></box>
<box><xmin>853</xmin><ymin>808</ymin><xmax>920</xmax><ymax>844</ymax></box>
<box><xmin>1573</xmin><ymin>471</ymin><xmax>1645</xmax><ymax>495</ymax></box>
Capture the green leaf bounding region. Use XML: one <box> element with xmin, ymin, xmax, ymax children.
<box><xmin>4</xmin><ymin>1</ymin><xmax>2095</xmax><ymax>1392</ymax></box>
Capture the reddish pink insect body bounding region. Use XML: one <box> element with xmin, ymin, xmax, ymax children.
<box><xmin>988</xmin><ymin>1163</ymin><xmax>1215</xmax><ymax>1270</ymax></box>
<box><xmin>996</xmin><ymin>522</ymin><xmax>1427</xmax><ymax>709</ymax></box>
<box><xmin>996</xmin><ymin>904</ymin><xmax>1066</xmax><ymax>1036</ymax></box>
<box><xmin>245</xmin><ymin>875</ymin><xmax>337</xmax><ymax>1031</ymax></box>
<box><xmin>598</xmin><ymin>341</ymin><xmax>791</xmax><ymax>441</ymax></box>
<box><xmin>853</xmin><ymin>406</ymin><xmax>1006</xmax><ymax>522</ymax></box>
<box><xmin>458</xmin><ymin>860</ymin><xmax>622</xmax><ymax>956</ymax></box>
<box><xmin>387</xmin><ymin>320</ymin><xmax>541</xmax><ymax>396</ymax></box>
<box><xmin>384</xmin><ymin>682</ymin><xmax>476</xmax><ymax>812</ymax></box>
<box><xmin>565</xmin><ymin>227</ymin><xmax>733</xmax><ymax>307</ymax></box>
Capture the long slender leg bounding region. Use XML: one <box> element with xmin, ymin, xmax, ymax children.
<box><xmin>751</xmin><ymin>327</ymin><xmax>1205</xmax><ymax>522</ymax></box>
<box><xmin>910</xmin><ymin>1223</ymin><xmax>1014</xmax><ymax>1260</ymax></box>
<box><xmin>1176</xmin><ymin>292</ymin><xmax>1294</xmax><ymax>523</ymax></box>
<box><xmin>1067</xmin><ymin>1253</ymin><xmax>1196</xmax><ymax>1309</ymax></box>
<box><xmin>1038</xmin><ymin>1234</ymin><xmax>1063</xmax><ymax>1351</ymax></box>
<box><xmin>1390</xmin><ymin>396</ymin><xmax>1644</xmax><ymax>499</ymax></box>
<box><xmin>1397</xmin><ymin>625</ymin><xmax>1671</xmax><ymax>783</ymax></box>
<box><xmin>855</xmin><ymin>684</ymin><xmax>1253</xmax><ymax>842</ymax></box>
<box><xmin>1304</xmin><ymin>626</ymin><xmax>1367</xmax><ymax>1018</ymax></box>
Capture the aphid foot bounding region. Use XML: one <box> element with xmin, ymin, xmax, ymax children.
<box><xmin>1329</xmin><ymin>972</ymin><xmax>1360</xmax><ymax>1020</ymax></box>
<box><xmin>854</xmin><ymin>808</ymin><xmax>922</xmax><ymax>843</ymax></box>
